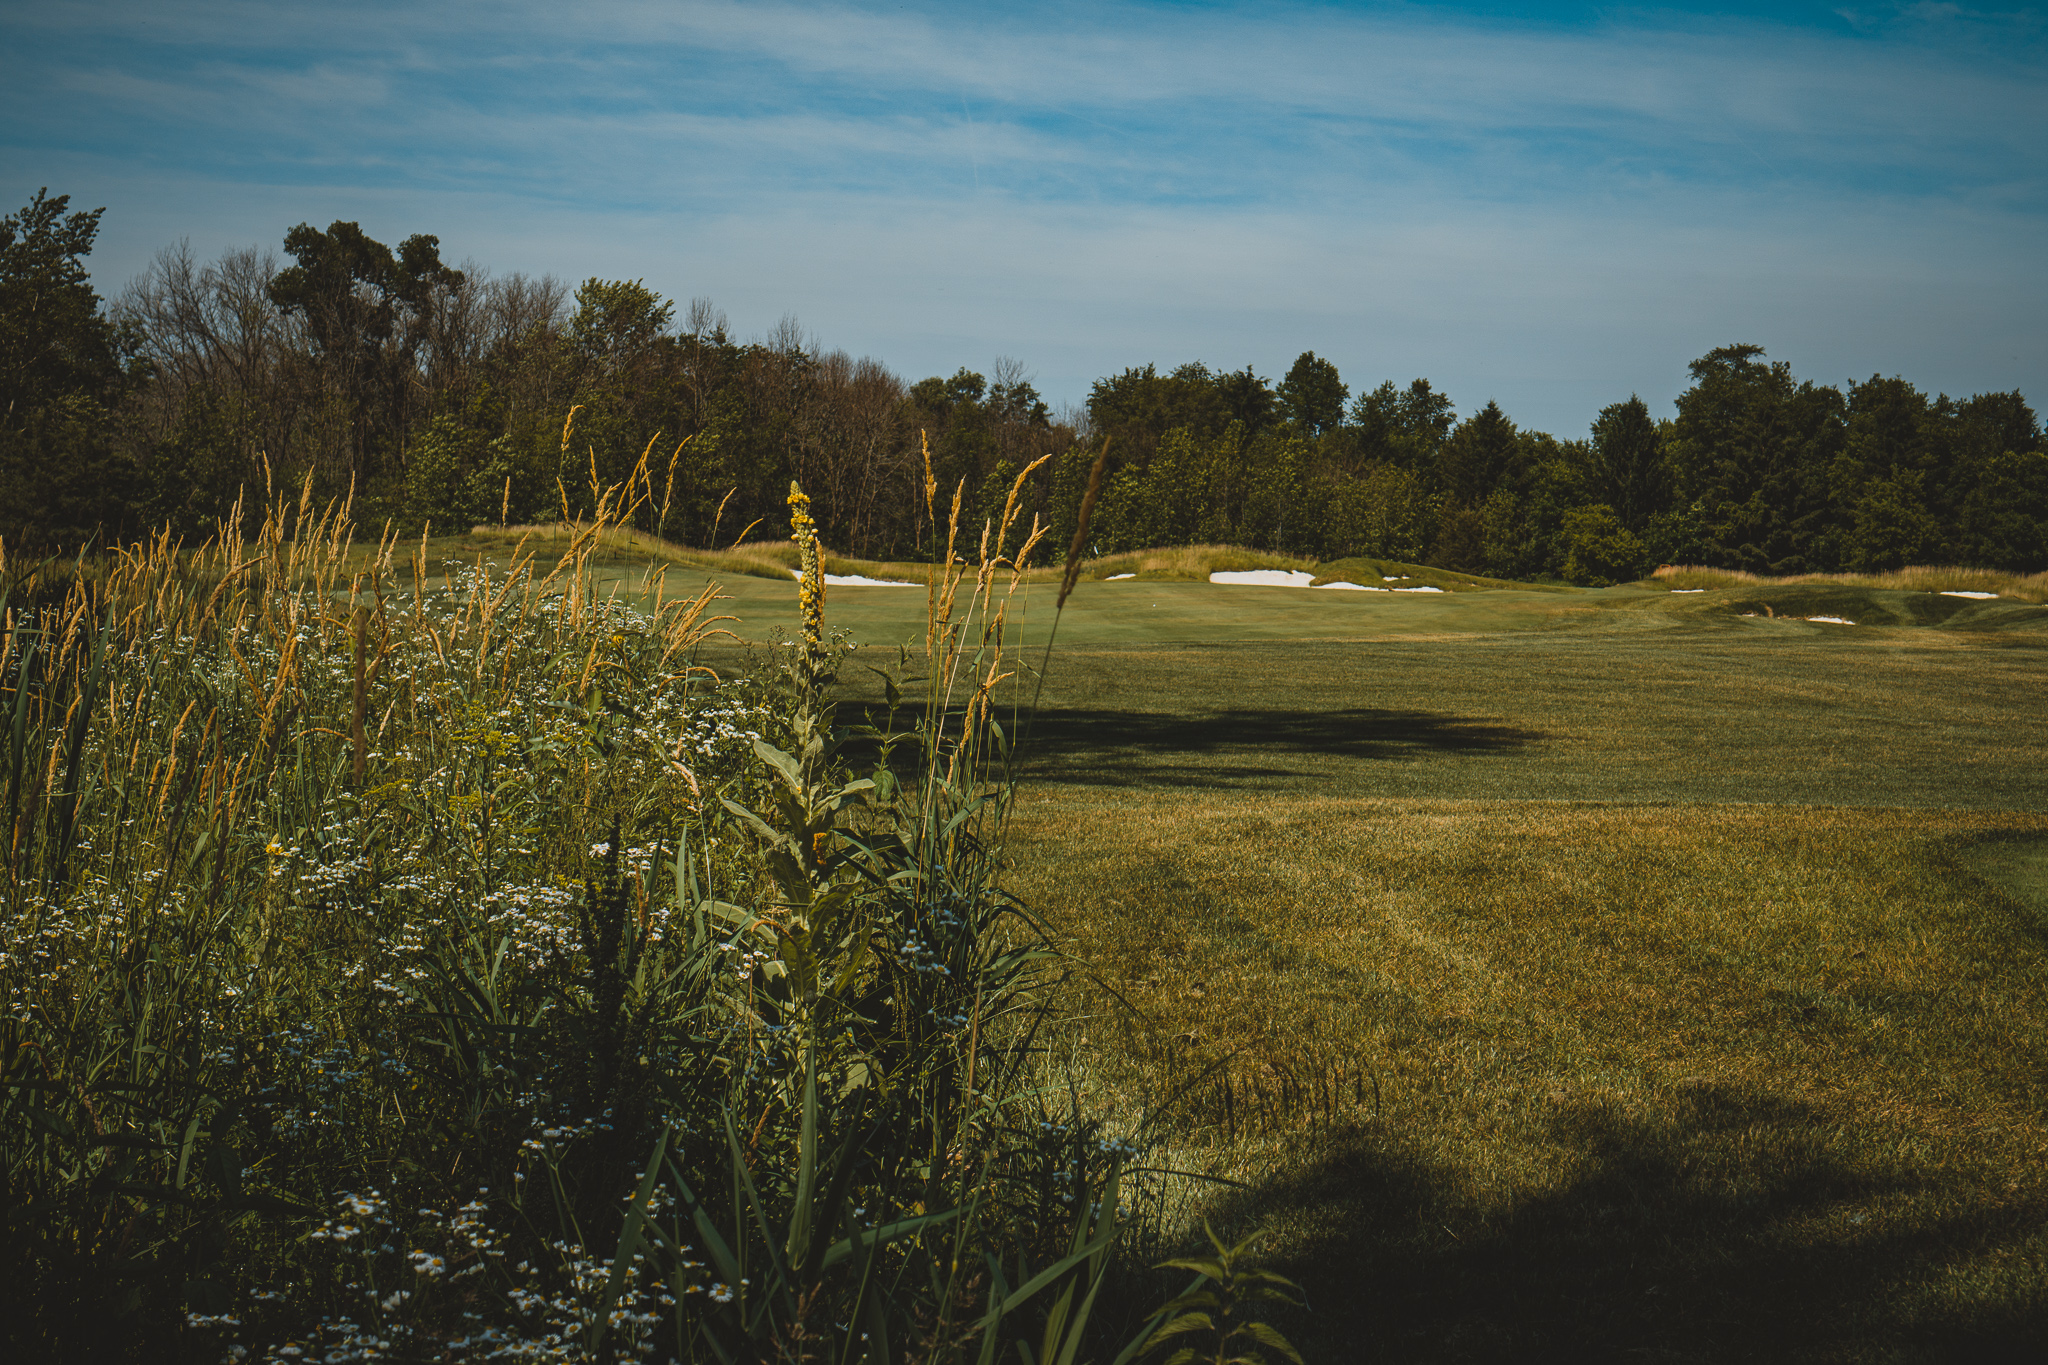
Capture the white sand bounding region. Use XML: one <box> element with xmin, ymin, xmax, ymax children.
<box><xmin>1670</xmin><ymin>588</ymin><xmax>1705</xmax><ymax>593</ymax></box>
<box><xmin>1393</xmin><ymin>585</ymin><xmax>1446</xmax><ymax>593</ymax></box>
<box><xmin>1805</xmin><ymin>615</ymin><xmax>1855</xmax><ymax>625</ymax></box>
<box><xmin>1104</xmin><ymin>572</ymin><xmax>1137</xmax><ymax>580</ymax></box>
<box><xmin>791</xmin><ymin>569</ymin><xmax>920</xmax><ymax>587</ymax></box>
<box><xmin>1209</xmin><ymin>570</ymin><xmax>1317</xmax><ymax>587</ymax></box>
<box><xmin>1314</xmin><ymin>581</ymin><xmax>1386</xmax><ymax>591</ymax></box>
<box><xmin>1940</xmin><ymin>590</ymin><xmax>1998</xmax><ymax>599</ymax></box>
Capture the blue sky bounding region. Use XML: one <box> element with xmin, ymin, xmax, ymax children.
<box><xmin>3</xmin><ymin>0</ymin><xmax>2044</xmax><ymax>436</ymax></box>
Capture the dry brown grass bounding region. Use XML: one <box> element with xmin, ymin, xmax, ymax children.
<box><xmin>478</xmin><ymin>521</ymin><xmax>803</xmax><ymax>580</ymax></box>
<box><xmin>1652</xmin><ymin>562</ymin><xmax>2048</xmax><ymax>603</ymax></box>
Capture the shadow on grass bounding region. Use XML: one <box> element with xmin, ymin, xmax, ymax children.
<box><xmin>1188</xmin><ymin>1083</ymin><xmax>2046</xmax><ymax>1363</ymax></box>
<box><xmin>842</xmin><ymin>704</ymin><xmax>1548</xmax><ymax>788</ymax></box>
<box><xmin>1021</xmin><ymin>708</ymin><xmax>1548</xmax><ymax>788</ymax></box>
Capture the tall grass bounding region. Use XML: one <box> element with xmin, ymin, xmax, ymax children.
<box><xmin>0</xmin><ymin>448</ymin><xmax>1220</xmax><ymax>1360</ymax></box>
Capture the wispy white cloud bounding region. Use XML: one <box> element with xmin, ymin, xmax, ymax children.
<box><xmin>2</xmin><ymin>0</ymin><xmax>2043</xmax><ymax>432</ymax></box>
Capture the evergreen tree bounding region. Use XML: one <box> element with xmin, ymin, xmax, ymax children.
<box><xmin>1586</xmin><ymin>395</ymin><xmax>1667</xmax><ymax>532</ymax></box>
<box><xmin>1439</xmin><ymin>400</ymin><xmax>1517</xmax><ymax>507</ymax></box>
<box><xmin>0</xmin><ymin>189</ymin><xmax>138</xmax><ymax>550</ymax></box>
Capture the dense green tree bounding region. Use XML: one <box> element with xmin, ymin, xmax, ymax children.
<box><xmin>0</xmin><ymin>191</ymin><xmax>127</xmax><ymax>423</ymax></box>
<box><xmin>0</xmin><ymin>189</ymin><xmax>138</xmax><ymax>550</ymax></box>
<box><xmin>901</xmin><ymin>364</ymin><xmax>1063</xmax><ymax>556</ymax></box>
<box><xmin>1668</xmin><ymin>344</ymin><xmax>1844</xmax><ymax>574</ymax></box>
<box><xmin>1276</xmin><ymin>350</ymin><xmax>1347</xmax><ymax>436</ymax></box>
<box><xmin>1429</xmin><ymin>505</ymin><xmax>1488</xmax><ymax>574</ymax></box>
<box><xmin>1477</xmin><ymin>434</ymin><xmax>1587</xmax><ymax>580</ymax></box>
<box><xmin>266</xmin><ymin>220</ymin><xmax>464</xmax><ymax>482</ymax></box>
<box><xmin>1085</xmin><ymin>363</ymin><xmax>1231</xmax><ymax>466</ymax></box>
<box><xmin>138</xmin><ymin>384</ymin><xmax>258</xmax><ymax>541</ymax></box>
<box><xmin>1845</xmin><ymin>467</ymin><xmax>1941</xmax><ymax>572</ymax></box>
<box><xmin>403</xmin><ymin>413</ymin><xmax>524</xmax><ymax>532</ymax></box>
<box><xmin>1439</xmin><ymin>400</ymin><xmax>1517</xmax><ymax>507</ymax></box>
<box><xmin>568</xmin><ymin>279</ymin><xmax>673</xmax><ymax>382</ymax></box>
<box><xmin>1322</xmin><ymin>461</ymin><xmax>1434</xmax><ymax>561</ymax></box>
<box><xmin>1585</xmin><ymin>396</ymin><xmax>1667</xmax><ymax>532</ymax></box>
<box><xmin>1952</xmin><ymin>449</ymin><xmax>2048</xmax><ymax>571</ymax></box>
<box><xmin>1351</xmin><ymin>378</ymin><xmax>1456</xmax><ymax>479</ymax></box>
<box><xmin>1214</xmin><ymin>365</ymin><xmax>1277</xmax><ymax>438</ymax></box>
<box><xmin>1557</xmin><ymin>504</ymin><xmax>1647</xmax><ymax>586</ymax></box>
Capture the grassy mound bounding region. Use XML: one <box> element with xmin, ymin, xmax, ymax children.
<box><xmin>1638</xmin><ymin>581</ymin><xmax>2048</xmax><ymax>632</ymax></box>
<box><xmin>1079</xmin><ymin>543</ymin><xmax>1316</xmax><ymax>581</ymax></box>
<box><xmin>1310</xmin><ymin>557</ymin><xmax>1573</xmax><ymax>594</ymax></box>
<box><xmin>1648</xmin><ymin>562</ymin><xmax>2048</xmax><ymax>604</ymax></box>
<box><xmin>469</xmin><ymin>528</ymin><xmax>1575</xmax><ymax>596</ymax></box>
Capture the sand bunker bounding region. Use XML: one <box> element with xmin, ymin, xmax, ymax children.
<box><xmin>1940</xmin><ymin>590</ymin><xmax>1998</xmax><ymax>599</ymax></box>
<box><xmin>1670</xmin><ymin>588</ymin><xmax>1705</xmax><ymax>594</ymax></box>
<box><xmin>1104</xmin><ymin>572</ymin><xmax>1137</xmax><ymax>580</ymax></box>
<box><xmin>1805</xmin><ymin>615</ymin><xmax>1856</xmax><ymax>625</ymax></box>
<box><xmin>791</xmin><ymin>570</ymin><xmax>920</xmax><ymax>587</ymax></box>
<box><xmin>1209</xmin><ymin>570</ymin><xmax>1318</xmax><ymax>587</ymax></box>
<box><xmin>1207</xmin><ymin>569</ymin><xmax>1448</xmax><ymax>593</ymax></box>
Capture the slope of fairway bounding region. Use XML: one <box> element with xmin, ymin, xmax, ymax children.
<box><xmin>974</xmin><ymin>582</ymin><xmax>2048</xmax><ymax>1359</ymax></box>
<box><xmin>633</xmin><ymin>570</ymin><xmax>2048</xmax><ymax>651</ymax></box>
<box><xmin>1007</xmin><ymin>797</ymin><xmax>2048</xmax><ymax>1361</ymax></box>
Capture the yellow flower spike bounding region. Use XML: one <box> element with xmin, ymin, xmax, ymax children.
<box><xmin>788</xmin><ymin>481</ymin><xmax>825</xmax><ymax>650</ymax></box>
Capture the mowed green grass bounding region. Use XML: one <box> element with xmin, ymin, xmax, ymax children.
<box><xmin>978</xmin><ymin>587</ymin><xmax>2048</xmax><ymax>1362</ymax></box>
<box><xmin>1012</xmin><ymin>797</ymin><xmax>2048</xmax><ymax>1362</ymax></box>
<box><xmin>436</xmin><ymin>537</ymin><xmax>2048</xmax><ymax>1357</ymax></box>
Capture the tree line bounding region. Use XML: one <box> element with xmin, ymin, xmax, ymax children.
<box><xmin>5</xmin><ymin>190</ymin><xmax>2044</xmax><ymax>581</ymax></box>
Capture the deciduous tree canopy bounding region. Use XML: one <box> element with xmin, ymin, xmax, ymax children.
<box><xmin>5</xmin><ymin>191</ymin><xmax>2043</xmax><ymax>581</ymax></box>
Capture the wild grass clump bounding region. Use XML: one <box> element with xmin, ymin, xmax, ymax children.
<box><xmin>0</xmin><ymin>445</ymin><xmax>1249</xmax><ymax>1360</ymax></box>
<box><xmin>1650</xmin><ymin>563</ymin><xmax>2048</xmax><ymax>602</ymax></box>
